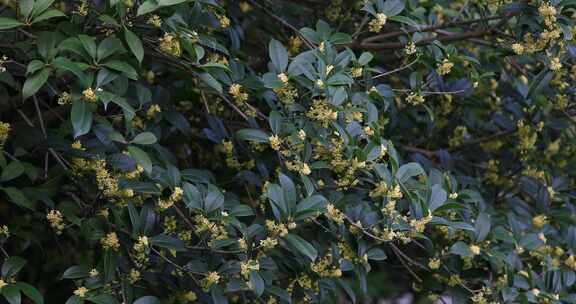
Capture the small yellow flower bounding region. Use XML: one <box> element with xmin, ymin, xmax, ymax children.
<box><xmin>218</xmin><ymin>14</ymin><xmax>230</xmax><ymax>28</ymax></box>
<box><xmin>268</xmin><ymin>135</ymin><xmax>282</xmax><ymax>151</ymax></box>
<box><xmin>147</xmin><ymin>15</ymin><xmax>162</xmax><ymax>27</ymax></box>
<box><xmin>511</xmin><ymin>43</ymin><xmax>524</xmax><ymax>55</ymax></box>
<box><xmin>532</xmin><ymin>214</ymin><xmax>548</xmax><ymax>228</ymax></box>
<box><xmin>297</xmin><ymin>129</ymin><xmax>306</xmax><ymax>140</ymax></box>
<box><xmin>277</xmin><ymin>73</ymin><xmax>289</xmax><ymax>84</ymax></box>
<box><xmin>81</xmin><ymin>88</ymin><xmax>98</xmax><ymax>103</ymax></box>
<box><xmin>437</xmin><ymin>58</ymin><xmax>454</xmax><ymax>75</ymax></box>
<box><xmin>101</xmin><ymin>232</ymin><xmax>120</xmax><ymax>251</ymax></box>
<box><xmin>428</xmin><ymin>258</ymin><xmax>441</xmax><ymax>269</ymax></box>
<box><xmin>74</xmin><ymin>286</ymin><xmax>89</xmax><ymax>298</ymax></box>
<box><xmin>58</xmin><ymin>92</ymin><xmax>72</xmax><ymax>105</ymax></box>
<box><xmin>469</xmin><ymin>244</ymin><xmax>481</xmax><ymax>255</ymax></box>
<box><xmin>201</xmin><ymin>271</ymin><xmax>220</xmax><ymax>291</ymax></box>
<box><xmin>89</xmin><ymin>268</ymin><xmax>99</xmax><ymax>277</ymax></box>
<box><xmin>368</xmin><ymin>13</ymin><xmax>387</xmax><ymax>32</ymax></box>
<box><xmin>147</xmin><ymin>104</ymin><xmax>162</xmax><ymax>119</ymax></box>
<box><xmin>0</xmin><ymin>279</ymin><xmax>7</xmax><ymax>289</ymax></box>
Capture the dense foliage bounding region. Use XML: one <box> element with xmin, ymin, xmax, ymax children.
<box><xmin>0</xmin><ymin>0</ymin><xmax>575</xmax><ymax>303</ymax></box>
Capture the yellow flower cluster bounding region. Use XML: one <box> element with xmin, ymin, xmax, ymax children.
<box><xmin>47</xmin><ymin>210</ymin><xmax>65</xmax><ymax>235</ymax></box>
<box><xmin>194</xmin><ymin>214</ymin><xmax>228</xmax><ymax>244</ymax></box>
<box><xmin>147</xmin><ymin>104</ymin><xmax>162</xmax><ymax>119</ymax></box>
<box><xmin>285</xmin><ymin>161</ymin><xmax>311</xmax><ymax>175</ymax></box>
<box><xmin>73</xmin><ymin>158</ymin><xmax>134</xmax><ymax>202</ymax></box>
<box><xmin>273</xmin><ymin>83</ymin><xmax>298</xmax><ymax>104</ymax></box>
<box><xmin>565</xmin><ymin>255</ymin><xmax>576</xmax><ymax>270</ymax></box>
<box><xmin>405</xmin><ymin>41</ymin><xmax>417</xmax><ymax>55</ymax></box>
<box><xmin>81</xmin><ymin>88</ymin><xmax>98</xmax><ymax>103</ymax></box>
<box><xmin>58</xmin><ymin>92</ymin><xmax>72</xmax><ymax>105</ymax></box>
<box><xmin>74</xmin><ymin>286</ymin><xmax>89</xmax><ymax>298</ymax></box>
<box><xmin>133</xmin><ymin>236</ymin><xmax>149</xmax><ymax>266</ymax></box>
<box><xmin>147</xmin><ymin>15</ymin><xmax>162</xmax><ymax>28</ymax></box>
<box><xmin>538</xmin><ymin>2</ymin><xmax>557</xmax><ymax>28</ymax></box>
<box><xmin>266</xmin><ymin>220</ymin><xmax>289</xmax><ymax>237</ymax></box>
<box><xmin>129</xmin><ymin>269</ymin><xmax>141</xmax><ymax>283</ymax></box>
<box><xmin>369</xmin><ymin>181</ymin><xmax>402</xmax><ymax>200</ymax></box>
<box><xmin>220</xmin><ymin>140</ymin><xmax>254</xmax><ymax>170</ymax></box>
<box><xmin>436</xmin><ymin>58</ymin><xmax>454</xmax><ymax>75</ymax></box>
<box><xmin>532</xmin><ymin>214</ymin><xmax>548</xmax><ymax>228</ymax></box>
<box><xmin>159</xmin><ymin>33</ymin><xmax>181</xmax><ymax>57</ymax></box>
<box><xmin>201</xmin><ymin>271</ymin><xmax>220</xmax><ymax>291</ymax></box>
<box><xmin>368</xmin><ymin>13</ymin><xmax>387</xmax><ymax>32</ymax></box>
<box><xmin>448</xmin><ymin>125</ymin><xmax>469</xmax><ymax>147</ymax></box>
<box><xmin>311</xmin><ymin>254</ymin><xmax>342</xmax><ymax>277</ymax></box>
<box><xmin>0</xmin><ymin>121</ymin><xmax>10</xmax><ymax>147</ymax></box>
<box><xmin>306</xmin><ymin>99</ymin><xmax>338</xmax><ymax>127</ymax></box>
<box><xmin>101</xmin><ymin>232</ymin><xmax>120</xmax><ymax>251</ymax></box>
<box><xmin>326</xmin><ymin>203</ymin><xmax>345</xmax><ymax>223</ymax></box>
<box><xmin>0</xmin><ymin>225</ymin><xmax>9</xmax><ymax>237</ymax></box>
<box><xmin>75</xmin><ymin>1</ymin><xmax>89</xmax><ymax>16</ymax></box>
<box><xmin>240</xmin><ymin>260</ymin><xmax>260</xmax><ymax>278</ymax></box>
<box><xmin>268</xmin><ymin>135</ymin><xmax>282</xmax><ymax>151</ymax></box>
<box><xmin>428</xmin><ymin>258</ymin><xmax>441</xmax><ymax>269</ymax></box>
<box><xmin>217</xmin><ymin>14</ymin><xmax>230</xmax><ymax>28</ymax></box>
<box><xmin>405</xmin><ymin>92</ymin><xmax>425</xmax><ymax>105</ymax></box>
<box><xmin>409</xmin><ymin>213</ymin><xmax>433</xmax><ymax>233</ymax></box>
<box><xmin>229</xmin><ymin>83</ymin><xmax>256</xmax><ymax>117</ymax></box>
<box><xmin>260</xmin><ymin>237</ymin><xmax>278</xmax><ymax>250</ymax></box>
<box><xmin>158</xmin><ymin>187</ymin><xmax>183</xmax><ymax>210</ymax></box>
<box><xmin>288</xmin><ymin>36</ymin><xmax>302</xmax><ymax>55</ymax></box>
<box><xmin>517</xmin><ymin>120</ymin><xmax>540</xmax><ymax>154</ymax></box>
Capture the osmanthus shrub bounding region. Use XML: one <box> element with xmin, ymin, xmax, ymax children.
<box><xmin>0</xmin><ymin>0</ymin><xmax>574</xmax><ymax>303</ymax></box>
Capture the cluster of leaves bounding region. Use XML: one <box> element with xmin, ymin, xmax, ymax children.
<box><xmin>0</xmin><ymin>0</ymin><xmax>575</xmax><ymax>303</ymax></box>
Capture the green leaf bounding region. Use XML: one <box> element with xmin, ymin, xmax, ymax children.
<box><xmin>295</xmin><ymin>194</ymin><xmax>327</xmax><ymax>220</ymax></box>
<box><xmin>2</xmin><ymin>284</ymin><xmax>21</xmax><ymax>304</ymax></box>
<box><xmin>1</xmin><ymin>161</ymin><xmax>24</xmax><ymax>182</ymax></box>
<box><xmin>283</xmin><ymin>234</ymin><xmax>317</xmax><ymax>261</ymax></box>
<box><xmin>198</xmin><ymin>72</ymin><xmax>222</xmax><ymax>93</ymax></box>
<box><xmin>1</xmin><ymin>187</ymin><xmax>35</xmax><ymax>210</ymax></box>
<box><xmin>133</xmin><ymin>296</ymin><xmax>161</xmax><ymax>304</ymax></box>
<box><xmin>450</xmin><ymin>241</ymin><xmax>473</xmax><ymax>257</ymax></box>
<box><xmin>2</xmin><ymin>256</ymin><xmax>26</xmax><ymax>277</ymax></box>
<box><xmin>236</xmin><ymin>129</ymin><xmax>269</xmax><ymax>143</ymax></box>
<box><xmin>269</xmin><ymin>39</ymin><xmax>288</xmax><ymax>72</ymax></box>
<box><xmin>158</xmin><ymin>0</ymin><xmax>188</xmax><ymax>5</ymax></box>
<box><xmin>124</xmin><ymin>29</ymin><xmax>144</xmax><ymax>63</ymax></box>
<box><xmin>32</xmin><ymin>9</ymin><xmax>65</xmax><ymax>23</ymax></box>
<box><xmin>19</xmin><ymin>0</ymin><xmax>34</xmax><ymax>18</ymax></box>
<box><xmin>31</xmin><ymin>0</ymin><xmax>56</xmax><ymax>18</ymax></box>
<box><xmin>475</xmin><ymin>212</ymin><xmax>491</xmax><ymax>242</ymax></box>
<box><xmin>71</xmin><ymin>101</ymin><xmax>93</xmax><ymax>138</ymax></box>
<box><xmin>382</xmin><ymin>0</ymin><xmax>405</xmax><ymax>16</ymax></box>
<box><xmin>78</xmin><ymin>35</ymin><xmax>97</xmax><ymax>59</ymax></box>
<box><xmin>62</xmin><ymin>265</ymin><xmax>90</xmax><ymax>279</ymax></box>
<box><xmin>131</xmin><ymin>132</ymin><xmax>157</xmax><ymax>145</ymax></box>
<box><xmin>96</xmin><ymin>37</ymin><xmax>125</xmax><ymax>62</ymax></box>
<box><xmin>249</xmin><ymin>272</ymin><xmax>265</xmax><ymax>296</ymax></box>
<box><xmin>26</xmin><ymin>60</ymin><xmax>45</xmax><ymax>75</ymax></box>
<box><xmin>358</xmin><ymin>52</ymin><xmax>373</xmax><ymax>66</ymax></box>
<box><xmin>127</xmin><ymin>145</ymin><xmax>152</xmax><ymax>173</ymax></box>
<box><xmin>87</xmin><ymin>294</ymin><xmax>119</xmax><ymax>304</ymax></box>
<box><xmin>53</xmin><ymin>57</ymin><xmax>88</xmax><ymax>87</ymax></box>
<box><xmin>137</xmin><ymin>0</ymin><xmax>160</xmax><ymax>16</ymax></box>
<box><xmin>204</xmin><ymin>185</ymin><xmax>224</xmax><ymax>213</ymax></box>
<box><xmin>150</xmin><ymin>234</ymin><xmax>186</xmax><ymax>251</ymax></box>
<box><xmin>22</xmin><ymin>68</ymin><xmax>51</xmax><ymax>99</ymax></box>
<box><xmin>14</xmin><ymin>282</ymin><xmax>43</xmax><ymax>304</ymax></box>
<box><xmin>395</xmin><ymin>162</ymin><xmax>425</xmax><ymax>183</ymax></box>
<box><xmin>103</xmin><ymin>60</ymin><xmax>138</xmax><ymax>80</ymax></box>
<box><xmin>429</xmin><ymin>184</ymin><xmax>447</xmax><ymax>211</ymax></box>
<box><xmin>0</xmin><ymin>18</ymin><xmax>24</xmax><ymax>30</ymax></box>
